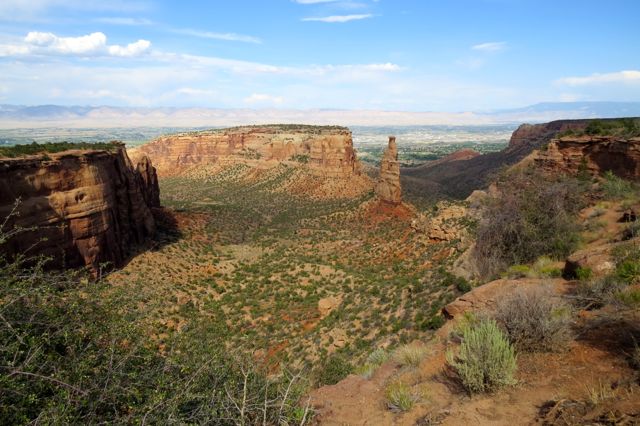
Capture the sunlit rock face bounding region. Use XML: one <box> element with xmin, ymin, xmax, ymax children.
<box><xmin>130</xmin><ymin>125</ymin><xmax>364</xmax><ymax>179</ymax></box>
<box><xmin>375</xmin><ymin>136</ymin><xmax>402</xmax><ymax>204</ymax></box>
<box><xmin>0</xmin><ymin>143</ymin><xmax>159</xmax><ymax>273</ymax></box>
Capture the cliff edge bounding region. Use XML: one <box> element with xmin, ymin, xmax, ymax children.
<box><xmin>0</xmin><ymin>142</ymin><xmax>160</xmax><ymax>273</ymax></box>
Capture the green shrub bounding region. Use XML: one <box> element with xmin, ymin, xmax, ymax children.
<box><xmin>393</xmin><ymin>343</ymin><xmax>429</xmax><ymax>368</ymax></box>
<box><xmin>576</xmin><ymin>267</ymin><xmax>593</xmax><ymax>281</ymax></box>
<box><xmin>315</xmin><ymin>354</ymin><xmax>353</xmax><ymax>386</ymax></box>
<box><xmin>421</xmin><ymin>314</ymin><xmax>446</xmax><ymax>331</ymax></box>
<box><xmin>355</xmin><ymin>348</ymin><xmax>389</xmax><ymax>379</ymax></box>
<box><xmin>601</xmin><ymin>171</ymin><xmax>636</xmax><ymax>200</ymax></box>
<box><xmin>494</xmin><ymin>287</ymin><xmax>572</xmax><ymax>352</ymax></box>
<box><xmin>446</xmin><ymin>319</ymin><xmax>517</xmax><ymax>394</ymax></box>
<box><xmin>385</xmin><ymin>381</ymin><xmax>419</xmax><ymax>412</ymax></box>
<box><xmin>504</xmin><ymin>264</ymin><xmax>531</xmax><ymax>279</ymax></box>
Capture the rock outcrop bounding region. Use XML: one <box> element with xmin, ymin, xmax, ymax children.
<box><xmin>534</xmin><ymin>136</ymin><xmax>640</xmax><ymax>179</ymax></box>
<box><xmin>0</xmin><ymin>143</ymin><xmax>159</xmax><ymax>273</ymax></box>
<box><xmin>130</xmin><ymin>125</ymin><xmax>363</xmax><ymax>179</ymax></box>
<box><xmin>375</xmin><ymin>136</ymin><xmax>401</xmax><ymax>204</ymax></box>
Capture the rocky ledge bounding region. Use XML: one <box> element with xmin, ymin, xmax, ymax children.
<box><xmin>534</xmin><ymin>135</ymin><xmax>640</xmax><ymax>179</ymax></box>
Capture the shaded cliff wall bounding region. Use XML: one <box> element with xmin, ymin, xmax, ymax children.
<box><xmin>0</xmin><ymin>144</ymin><xmax>160</xmax><ymax>272</ymax></box>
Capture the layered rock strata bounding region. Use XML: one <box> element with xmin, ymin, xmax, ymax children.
<box><xmin>375</xmin><ymin>136</ymin><xmax>402</xmax><ymax>204</ymax></box>
<box><xmin>131</xmin><ymin>125</ymin><xmax>363</xmax><ymax>179</ymax></box>
<box><xmin>0</xmin><ymin>143</ymin><xmax>159</xmax><ymax>272</ymax></box>
<box><xmin>534</xmin><ymin>136</ymin><xmax>640</xmax><ymax>179</ymax></box>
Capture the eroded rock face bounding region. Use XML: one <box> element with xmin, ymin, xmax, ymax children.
<box><xmin>535</xmin><ymin>136</ymin><xmax>640</xmax><ymax>179</ymax></box>
<box><xmin>136</xmin><ymin>155</ymin><xmax>161</xmax><ymax>207</ymax></box>
<box><xmin>375</xmin><ymin>136</ymin><xmax>401</xmax><ymax>204</ymax></box>
<box><xmin>0</xmin><ymin>143</ymin><xmax>159</xmax><ymax>273</ymax></box>
<box><xmin>131</xmin><ymin>125</ymin><xmax>363</xmax><ymax>179</ymax></box>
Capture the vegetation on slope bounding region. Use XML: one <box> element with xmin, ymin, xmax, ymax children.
<box><xmin>472</xmin><ymin>166</ymin><xmax>587</xmax><ymax>279</ymax></box>
<box><xmin>0</xmin><ymin>141</ymin><xmax>119</xmax><ymax>158</ymax></box>
<box><xmin>0</xmin><ymin>224</ymin><xmax>310</xmax><ymax>424</ymax></box>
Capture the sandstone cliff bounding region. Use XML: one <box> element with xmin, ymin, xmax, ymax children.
<box><xmin>131</xmin><ymin>125</ymin><xmax>363</xmax><ymax>179</ymax></box>
<box><xmin>375</xmin><ymin>136</ymin><xmax>402</xmax><ymax>204</ymax></box>
<box><xmin>534</xmin><ymin>135</ymin><xmax>640</xmax><ymax>179</ymax></box>
<box><xmin>0</xmin><ymin>143</ymin><xmax>160</xmax><ymax>272</ymax></box>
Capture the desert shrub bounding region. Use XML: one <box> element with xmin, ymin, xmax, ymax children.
<box><xmin>314</xmin><ymin>354</ymin><xmax>353</xmax><ymax>386</ymax></box>
<box><xmin>576</xmin><ymin>266</ymin><xmax>593</xmax><ymax>281</ymax></box>
<box><xmin>355</xmin><ymin>348</ymin><xmax>389</xmax><ymax>379</ymax></box>
<box><xmin>472</xmin><ymin>167</ymin><xmax>585</xmax><ymax>279</ymax></box>
<box><xmin>421</xmin><ymin>314</ymin><xmax>446</xmax><ymax>331</ymax></box>
<box><xmin>601</xmin><ymin>171</ymin><xmax>636</xmax><ymax>200</ymax></box>
<box><xmin>504</xmin><ymin>264</ymin><xmax>531</xmax><ymax>279</ymax></box>
<box><xmin>0</xmin><ymin>236</ymin><xmax>310</xmax><ymax>424</ymax></box>
<box><xmin>446</xmin><ymin>318</ymin><xmax>517</xmax><ymax>394</ymax></box>
<box><xmin>385</xmin><ymin>381</ymin><xmax>420</xmax><ymax>412</ymax></box>
<box><xmin>393</xmin><ymin>343</ymin><xmax>429</xmax><ymax>368</ymax></box>
<box><xmin>612</xmin><ymin>241</ymin><xmax>640</xmax><ymax>285</ymax></box>
<box><xmin>494</xmin><ymin>287</ymin><xmax>572</xmax><ymax>352</ymax></box>
<box><xmin>615</xmin><ymin>288</ymin><xmax>640</xmax><ymax>307</ymax></box>
<box><xmin>573</xmin><ymin>275</ymin><xmax>627</xmax><ymax>309</ymax></box>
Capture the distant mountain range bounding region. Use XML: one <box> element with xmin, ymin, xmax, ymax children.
<box><xmin>0</xmin><ymin>102</ymin><xmax>639</xmax><ymax>128</ymax></box>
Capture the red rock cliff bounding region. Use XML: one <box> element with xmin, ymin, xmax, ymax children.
<box><xmin>131</xmin><ymin>125</ymin><xmax>363</xmax><ymax>178</ymax></box>
<box><xmin>0</xmin><ymin>143</ymin><xmax>160</xmax><ymax>272</ymax></box>
<box><xmin>534</xmin><ymin>135</ymin><xmax>640</xmax><ymax>179</ymax></box>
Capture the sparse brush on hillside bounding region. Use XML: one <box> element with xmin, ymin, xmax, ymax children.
<box><xmin>472</xmin><ymin>167</ymin><xmax>586</xmax><ymax>279</ymax></box>
<box><xmin>0</xmin><ymin>141</ymin><xmax>119</xmax><ymax>157</ymax></box>
<box><xmin>494</xmin><ymin>287</ymin><xmax>572</xmax><ymax>352</ymax></box>
<box><xmin>0</xmin><ymin>223</ymin><xmax>311</xmax><ymax>424</ymax></box>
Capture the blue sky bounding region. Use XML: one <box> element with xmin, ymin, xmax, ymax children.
<box><xmin>0</xmin><ymin>0</ymin><xmax>639</xmax><ymax>111</ymax></box>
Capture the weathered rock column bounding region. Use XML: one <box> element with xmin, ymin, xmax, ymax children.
<box><xmin>375</xmin><ymin>136</ymin><xmax>402</xmax><ymax>204</ymax></box>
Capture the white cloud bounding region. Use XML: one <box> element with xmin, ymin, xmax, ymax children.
<box><xmin>173</xmin><ymin>29</ymin><xmax>262</xmax><ymax>44</ymax></box>
<box><xmin>471</xmin><ymin>42</ymin><xmax>507</xmax><ymax>52</ymax></box>
<box><xmin>243</xmin><ymin>93</ymin><xmax>285</xmax><ymax>105</ymax></box>
<box><xmin>302</xmin><ymin>13</ymin><xmax>373</xmax><ymax>23</ymax></box>
<box><xmin>95</xmin><ymin>17</ymin><xmax>152</xmax><ymax>26</ymax></box>
<box><xmin>0</xmin><ymin>31</ymin><xmax>151</xmax><ymax>57</ymax></box>
<box><xmin>556</xmin><ymin>70</ymin><xmax>640</xmax><ymax>86</ymax></box>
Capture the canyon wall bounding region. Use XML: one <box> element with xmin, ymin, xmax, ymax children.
<box><xmin>131</xmin><ymin>125</ymin><xmax>363</xmax><ymax>178</ymax></box>
<box><xmin>0</xmin><ymin>143</ymin><xmax>160</xmax><ymax>272</ymax></box>
<box><xmin>534</xmin><ymin>135</ymin><xmax>640</xmax><ymax>179</ymax></box>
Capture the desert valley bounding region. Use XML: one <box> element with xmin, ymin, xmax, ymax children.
<box><xmin>1</xmin><ymin>116</ymin><xmax>639</xmax><ymax>424</ymax></box>
<box><xmin>1</xmin><ymin>0</ymin><xmax>640</xmax><ymax>424</ymax></box>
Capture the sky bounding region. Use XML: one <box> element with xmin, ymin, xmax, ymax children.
<box><xmin>0</xmin><ymin>0</ymin><xmax>639</xmax><ymax>112</ymax></box>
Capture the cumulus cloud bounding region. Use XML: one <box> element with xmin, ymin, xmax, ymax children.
<box><xmin>302</xmin><ymin>13</ymin><xmax>373</xmax><ymax>23</ymax></box>
<box><xmin>173</xmin><ymin>29</ymin><xmax>262</xmax><ymax>44</ymax></box>
<box><xmin>556</xmin><ymin>70</ymin><xmax>640</xmax><ymax>86</ymax></box>
<box><xmin>471</xmin><ymin>41</ymin><xmax>507</xmax><ymax>52</ymax></box>
<box><xmin>0</xmin><ymin>31</ymin><xmax>151</xmax><ymax>57</ymax></box>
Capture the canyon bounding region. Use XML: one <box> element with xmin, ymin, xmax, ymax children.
<box><xmin>0</xmin><ymin>143</ymin><xmax>159</xmax><ymax>272</ymax></box>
